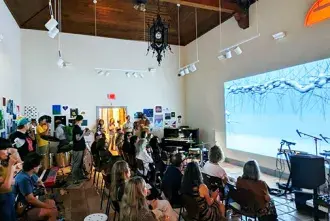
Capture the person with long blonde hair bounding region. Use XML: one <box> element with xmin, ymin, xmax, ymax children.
<box><xmin>110</xmin><ymin>161</ymin><xmax>130</xmax><ymax>202</ymax></box>
<box><xmin>120</xmin><ymin>177</ymin><xmax>157</xmax><ymax>221</ymax></box>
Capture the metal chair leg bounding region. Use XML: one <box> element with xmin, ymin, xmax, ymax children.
<box><xmin>100</xmin><ymin>179</ymin><xmax>105</xmax><ymax>210</ymax></box>
<box><xmin>178</xmin><ymin>207</ymin><xmax>183</xmax><ymax>221</ymax></box>
<box><xmin>113</xmin><ymin>211</ymin><xmax>117</xmax><ymax>221</ymax></box>
<box><xmin>105</xmin><ymin>194</ymin><xmax>111</xmax><ymax>215</ymax></box>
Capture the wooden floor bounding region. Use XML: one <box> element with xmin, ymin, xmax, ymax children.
<box><xmin>56</xmin><ymin>162</ymin><xmax>326</xmax><ymax>221</ymax></box>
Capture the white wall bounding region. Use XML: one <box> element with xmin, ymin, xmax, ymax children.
<box><xmin>0</xmin><ymin>0</ymin><xmax>21</xmax><ymax>104</ymax></box>
<box><xmin>184</xmin><ymin>0</ymin><xmax>330</xmax><ymax>171</ymax></box>
<box><xmin>21</xmin><ymin>30</ymin><xmax>184</xmax><ymax>136</ymax></box>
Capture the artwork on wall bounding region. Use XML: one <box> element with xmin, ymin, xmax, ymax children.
<box><xmin>177</xmin><ymin>115</ymin><xmax>182</xmax><ymax>124</ymax></box>
<box><xmin>164</xmin><ymin>113</ymin><xmax>171</xmax><ymax>120</ymax></box>
<box><xmin>62</xmin><ymin>105</ymin><xmax>69</xmax><ymax>111</ymax></box>
<box><xmin>0</xmin><ymin>109</ymin><xmax>4</xmax><ymax>130</ymax></box>
<box><xmin>6</xmin><ymin>100</ymin><xmax>13</xmax><ymax>114</ymax></box>
<box><xmin>82</xmin><ymin>120</ymin><xmax>88</xmax><ymax>126</ymax></box>
<box><xmin>2</xmin><ymin>97</ymin><xmax>6</xmax><ymax>106</ymax></box>
<box><xmin>52</xmin><ymin>105</ymin><xmax>61</xmax><ymax>115</ymax></box>
<box><xmin>171</xmin><ymin>112</ymin><xmax>175</xmax><ymax>118</ymax></box>
<box><xmin>155</xmin><ymin>106</ymin><xmax>162</xmax><ymax>113</ymax></box>
<box><xmin>70</xmin><ymin>108</ymin><xmax>78</xmax><ymax>118</ymax></box>
<box><xmin>24</xmin><ymin>106</ymin><xmax>38</xmax><ymax>120</ymax></box>
<box><xmin>143</xmin><ymin>109</ymin><xmax>154</xmax><ymax>117</ymax></box>
<box><xmin>54</xmin><ymin>116</ymin><xmax>67</xmax><ymax>126</ymax></box>
<box><xmin>154</xmin><ymin>114</ymin><xmax>163</xmax><ymax>128</ymax></box>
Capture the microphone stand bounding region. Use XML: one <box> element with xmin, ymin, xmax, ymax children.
<box><xmin>297</xmin><ymin>130</ymin><xmax>322</xmax><ymax>155</ymax></box>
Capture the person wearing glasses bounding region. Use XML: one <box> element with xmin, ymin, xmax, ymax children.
<box><xmin>15</xmin><ymin>153</ymin><xmax>58</xmax><ymax>221</ymax></box>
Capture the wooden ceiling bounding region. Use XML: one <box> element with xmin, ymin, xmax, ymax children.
<box><xmin>4</xmin><ymin>0</ymin><xmax>256</xmax><ymax>46</ymax></box>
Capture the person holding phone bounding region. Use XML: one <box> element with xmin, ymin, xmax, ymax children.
<box><xmin>181</xmin><ymin>162</ymin><xmax>225</xmax><ymax>221</ymax></box>
<box><xmin>72</xmin><ymin>115</ymin><xmax>89</xmax><ymax>184</ymax></box>
<box><xmin>0</xmin><ymin>138</ymin><xmax>20</xmax><ymax>221</ymax></box>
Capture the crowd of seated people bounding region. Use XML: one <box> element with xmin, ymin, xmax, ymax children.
<box><xmin>0</xmin><ymin>112</ymin><xmax>277</xmax><ymax>221</ymax></box>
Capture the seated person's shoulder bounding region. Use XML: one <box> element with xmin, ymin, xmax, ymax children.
<box><xmin>199</xmin><ymin>184</ymin><xmax>209</xmax><ymax>195</ymax></box>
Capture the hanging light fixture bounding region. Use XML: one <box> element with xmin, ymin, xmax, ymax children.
<box><xmin>147</xmin><ymin>0</ymin><xmax>172</xmax><ymax>66</ymax></box>
<box><xmin>46</xmin><ymin>0</ymin><xmax>59</xmax><ymax>38</ymax></box>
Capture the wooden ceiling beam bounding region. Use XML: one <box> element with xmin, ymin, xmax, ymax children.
<box><xmin>159</xmin><ymin>0</ymin><xmax>234</xmax><ymax>13</ymax></box>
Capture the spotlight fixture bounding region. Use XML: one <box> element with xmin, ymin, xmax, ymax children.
<box><xmin>46</xmin><ymin>1</ymin><xmax>59</xmax><ymax>39</ymax></box>
<box><xmin>125</xmin><ymin>72</ymin><xmax>131</xmax><ymax>78</ymax></box>
<box><xmin>189</xmin><ymin>63</ymin><xmax>197</xmax><ymax>72</ymax></box>
<box><xmin>0</xmin><ymin>34</ymin><xmax>3</xmax><ymax>42</ymax></box>
<box><xmin>105</xmin><ymin>71</ymin><xmax>110</xmax><ymax>77</ymax></box>
<box><xmin>45</xmin><ymin>16</ymin><xmax>58</xmax><ymax>31</ymax></box>
<box><xmin>184</xmin><ymin>68</ymin><xmax>190</xmax><ymax>75</ymax></box>
<box><xmin>272</xmin><ymin>31</ymin><xmax>286</xmax><ymax>40</ymax></box>
<box><xmin>57</xmin><ymin>58</ymin><xmax>64</xmax><ymax>68</ymax></box>
<box><xmin>133</xmin><ymin>72</ymin><xmax>138</xmax><ymax>78</ymax></box>
<box><xmin>225</xmin><ymin>51</ymin><xmax>232</xmax><ymax>59</ymax></box>
<box><xmin>48</xmin><ymin>28</ymin><xmax>59</xmax><ymax>39</ymax></box>
<box><xmin>233</xmin><ymin>46</ymin><xmax>242</xmax><ymax>55</ymax></box>
<box><xmin>140</xmin><ymin>73</ymin><xmax>144</xmax><ymax>78</ymax></box>
<box><xmin>218</xmin><ymin>55</ymin><xmax>225</xmax><ymax>61</ymax></box>
<box><xmin>97</xmin><ymin>70</ymin><xmax>104</xmax><ymax>76</ymax></box>
<box><xmin>95</xmin><ymin>67</ymin><xmax>153</xmax><ymax>78</ymax></box>
<box><xmin>133</xmin><ymin>0</ymin><xmax>147</xmax><ymax>11</ymax></box>
<box><xmin>178</xmin><ymin>70</ymin><xmax>185</xmax><ymax>77</ymax></box>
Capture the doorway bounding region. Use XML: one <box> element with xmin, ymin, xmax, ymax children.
<box><xmin>96</xmin><ymin>106</ymin><xmax>127</xmax><ymax>153</ymax></box>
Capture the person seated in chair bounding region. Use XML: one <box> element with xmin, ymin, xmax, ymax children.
<box><xmin>162</xmin><ymin>153</ymin><xmax>184</xmax><ymax>205</ymax></box>
<box><xmin>202</xmin><ymin>145</ymin><xmax>229</xmax><ymax>183</ymax></box>
<box><xmin>181</xmin><ymin>162</ymin><xmax>225</xmax><ymax>221</ymax></box>
<box><xmin>136</xmin><ymin>133</ymin><xmax>155</xmax><ymax>183</ymax></box>
<box><xmin>110</xmin><ymin>161</ymin><xmax>131</xmax><ymax>202</ymax></box>
<box><xmin>15</xmin><ymin>153</ymin><xmax>58</xmax><ymax>221</ymax></box>
<box><xmin>0</xmin><ymin>138</ymin><xmax>21</xmax><ymax>221</ymax></box>
<box><xmin>236</xmin><ymin>160</ymin><xmax>277</xmax><ymax>221</ymax></box>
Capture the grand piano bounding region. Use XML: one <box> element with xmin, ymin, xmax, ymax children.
<box><xmin>161</xmin><ymin>127</ymin><xmax>199</xmax><ymax>152</ymax></box>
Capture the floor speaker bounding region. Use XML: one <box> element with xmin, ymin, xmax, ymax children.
<box><xmin>290</xmin><ymin>154</ymin><xmax>325</xmax><ymax>189</ymax></box>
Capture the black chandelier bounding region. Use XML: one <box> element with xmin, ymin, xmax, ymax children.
<box><xmin>147</xmin><ymin>0</ymin><xmax>172</xmax><ymax>66</ymax></box>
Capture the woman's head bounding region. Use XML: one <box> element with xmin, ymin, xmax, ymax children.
<box><xmin>109</xmin><ymin>118</ymin><xmax>115</xmax><ymax>124</ymax></box>
<box><xmin>98</xmin><ymin>119</ymin><xmax>104</xmax><ymax>126</ymax></box>
<box><xmin>120</xmin><ymin>177</ymin><xmax>149</xmax><ymax>221</ymax></box>
<box><xmin>130</xmin><ymin>135</ymin><xmax>139</xmax><ymax>145</ymax></box>
<box><xmin>149</xmin><ymin>136</ymin><xmax>159</xmax><ymax>148</ymax></box>
<box><xmin>110</xmin><ymin>161</ymin><xmax>130</xmax><ymax>200</ymax></box>
<box><xmin>124</xmin><ymin>132</ymin><xmax>132</xmax><ymax>142</ymax></box>
<box><xmin>242</xmin><ymin>160</ymin><xmax>260</xmax><ymax>181</ymax></box>
<box><xmin>209</xmin><ymin>145</ymin><xmax>225</xmax><ymax>164</ymax></box>
<box><xmin>140</xmin><ymin>131</ymin><xmax>147</xmax><ymax>139</ymax></box>
<box><xmin>94</xmin><ymin>131</ymin><xmax>102</xmax><ymax>141</ymax></box>
<box><xmin>181</xmin><ymin>162</ymin><xmax>203</xmax><ymax>195</ymax></box>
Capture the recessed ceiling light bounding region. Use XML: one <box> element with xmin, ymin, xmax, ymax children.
<box><xmin>272</xmin><ymin>32</ymin><xmax>286</xmax><ymax>40</ymax></box>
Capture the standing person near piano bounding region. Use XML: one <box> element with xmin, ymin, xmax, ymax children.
<box><xmin>10</xmin><ymin>117</ymin><xmax>35</xmax><ymax>161</ymax></box>
<box><xmin>0</xmin><ymin>138</ymin><xmax>21</xmax><ymax>221</ymax></box>
<box><xmin>72</xmin><ymin>115</ymin><xmax>89</xmax><ymax>184</ymax></box>
<box><xmin>36</xmin><ymin>116</ymin><xmax>50</xmax><ymax>156</ymax></box>
<box><xmin>15</xmin><ymin>152</ymin><xmax>58</xmax><ymax>221</ymax></box>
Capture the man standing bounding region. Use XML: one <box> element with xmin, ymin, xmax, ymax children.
<box><xmin>15</xmin><ymin>153</ymin><xmax>58</xmax><ymax>221</ymax></box>
<box><xmin>9</xmin><ymin>117</ymin><xmax>35</xmax><ymax>161</ymax></box>
<box><xmin>0</xmin><ymin>138</ymin><xmax>20</xmax><ymax>221</ymax></box>
<box><xmin>72</xmin><ymin>115</ymin><xmax>88</xmax><ymax>184</ymax></box>
<box><xmin>123</xmin><ymin>115</ymin><xmax>133</xmax><ymax>133</ymax></box>
<box><xmin>36</xmin><ymin>116</ymin><xmax>49</xmax><ymax>156</ymax></box>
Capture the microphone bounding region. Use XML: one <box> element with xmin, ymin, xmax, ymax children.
<box><xmin>281</xmin><ymin>139</ymin><xmax>296</xmax><ymax>146</ymax></box>
<box><xmin>320</xmin><ymin>134</ymin><xmax>329</xmax><ymax>143</ymax></box>
<box><xmin>296</xmin><ymin>129</ymin><xmax>301</xmax><ymax>137</ymax></box>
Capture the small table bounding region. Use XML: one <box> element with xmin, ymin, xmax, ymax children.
<box><xmin>84</xmin><ymin>213</ymin><xmax>108</xmax><ymax>221</ymax></box>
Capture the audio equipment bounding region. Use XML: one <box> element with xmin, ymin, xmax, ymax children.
<box><xmin>291</xmin><ymin>154</ymin><xmax>325</xmax><ymax>189</ymax></box>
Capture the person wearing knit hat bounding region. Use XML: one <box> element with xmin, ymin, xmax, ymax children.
<box><xmin>0</xmin><ymin>138</ymin><xmax>20</xmax><ymax>221</ymax></box>
<box><xmin>9</xmin><ymin>117</ymin><xmax>35</xmax><ymax>161</ymax></box>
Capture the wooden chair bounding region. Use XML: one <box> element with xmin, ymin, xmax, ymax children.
<box><xmin>181</xmin><ymin>194</ymin><xmax>199</xmax><ymax>221</ymax></box>
<box><xmin>226</xmin><ymin>187</ymin><xmax>258</xmax><ymax>220</ymax></box>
